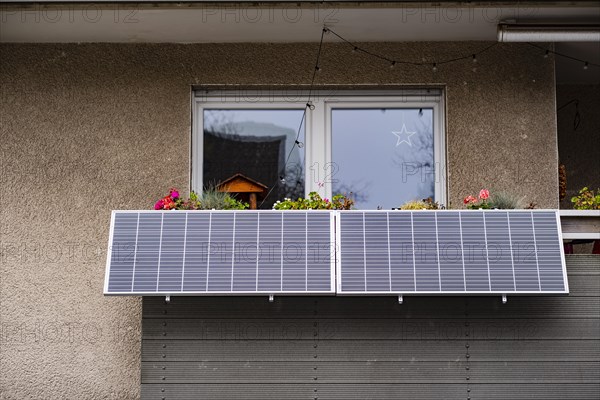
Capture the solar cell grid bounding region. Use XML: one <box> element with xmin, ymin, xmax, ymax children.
<box><xmin>106</xmin><ymin>209</ymin><xmax>568</xmax><ymax>296</ymax></box>
<box><xmin>105</xmin><ymin>210</ymin><xmax>335</xmax><ymax>295</ymax></box>
<box><xmin>336</xmin><ymin>210</ymin><xmax>568</xmax><ymax>295</ymax></box>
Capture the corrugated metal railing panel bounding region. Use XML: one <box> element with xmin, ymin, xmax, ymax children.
<box><xmin>141</xmin><ymin>255</ymin><xmax>600</xmax><ymax>400</ymax></box>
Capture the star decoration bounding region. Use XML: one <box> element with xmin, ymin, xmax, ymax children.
<box><xmin>392</xmin><ymin>124</ymin><xmax>417</xmax><ymax>146</ymax></box>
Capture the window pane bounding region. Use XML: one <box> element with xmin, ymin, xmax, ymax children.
<box><xmin>332</xmin><ymin>108</ymin><xmax>435</xmax><ymax>210</ymax></box>
<box><xmin>203</xmin><ymin>109</ymin><xmax>305</xmax><ymax>209</ymax></box>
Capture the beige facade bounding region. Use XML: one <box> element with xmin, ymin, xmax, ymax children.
<box><xmin>0</xmin><ymin>41</ymin><xmax>559</xmax><ymax>399</ymax></box>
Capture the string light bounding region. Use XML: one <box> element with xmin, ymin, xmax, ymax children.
<box><xmin>472</xmin><ymin>54</ymin><xmax>478</xmax><ymax>63</ymax></box>
<box><xmin>315</xmin><ymin>65</ymin><xmax>321</xmax><ymax>73</ymax></box>
<box><xmin>352</xmin><ymin>46</ymin><xmax>358</xmax><ymax>53</ymax></box>
<box><xmin>432</xmin><ymin>63</ymin><xmax>438</xmax><ymax>72</ymax></box>
<box><xmin>306</xmin><ymin>101</ymin><xmax>315</xmax><ymax>110</ymax></box>
<box><xmin>526</xmin><ymin>43</ymin><xmax>600</xmax><ymax>69</ymax></box>
<box><xmin>279</xmin><ymin>175</ymin><xmax>286</xmax><ymax>184</ymax></box>
<box><xmin>295</xmin><ymin>140</ymin><xmax>304</xmax><ymax>148</ymax></box>
<box><xmin>389</xmin><ymin>61</ymin><xmax>396</xmax><ymax>69</ymax></box>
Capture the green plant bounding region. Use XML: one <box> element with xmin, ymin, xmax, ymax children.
<box><xmin>273</xmin><ymin>192</ymin><xmax>355</xmax><ymax>210</ymax></box>
<box><xmin>153</xmin><ymin>187</ymin><xmax>248</xmax><ymax>210</ymax></box>
<box><xmin>399</xmin><ymin>200</ymin><xmax>428</xmax><ymax>210</ymax></box>
<box><xmin>399</xmin><ymin>198</ymin><xmax>442</xmax><ymax>210</ymax></box>
<box><xmin>196</xmin><ymin>187</ymin><xmax>248</xmax><ymax>210</ymax></box>
<box><xmin>489</xmin><ymin>191</ymin><xmax>526</xmax><ymax>209</ymax></box>
<box><xmin>571</xmin><ymin>187</ymin><xmax>600</xmax><ymax>210</ymax></box>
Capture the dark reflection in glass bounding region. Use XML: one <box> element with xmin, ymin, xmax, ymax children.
<box><xmin>203</xmin><ymin>110</ymin><xmax>305</xmax><ymax>209</ymax></box>
<box><xmin>332</xmin><ymin>108</ymin><xmax>435</xmax><ymax>210</ymax></box>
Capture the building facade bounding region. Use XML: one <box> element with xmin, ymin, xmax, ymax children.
<box><xmin>1</xmin><ymin>1</ymin><xmax>599</xmax><ymax>399</ymax></box>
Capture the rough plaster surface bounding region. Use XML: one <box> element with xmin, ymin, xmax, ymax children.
<box><xmin>557</xmin><ymin>84</ymin><xmax>600</xmax><ymax>209</ymax></box>
<box><xmin>0</xmin><ymin>42</ymin><xmax>558</xmax><ymax>399</ymax></box>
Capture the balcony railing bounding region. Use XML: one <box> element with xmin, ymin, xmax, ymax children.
<box><xmin>559</xmin><ymin>210</ymin><xmax>600</xmax><ymax>240</ymax></box>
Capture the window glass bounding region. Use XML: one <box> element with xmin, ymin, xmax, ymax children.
<box><xmin>332</xmin><ymin>108</ymin><xmax>435</xmax><ymax>209</ymax></box>
<box><xmin>203</xmin><ymin>109</ymin><xmax>305</xmax><ymax>208</ymax></box>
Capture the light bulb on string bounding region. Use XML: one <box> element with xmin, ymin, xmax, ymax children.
<box><xmin>389</xmin><ymin>61</ymin><xmax>396</xmax><ymax>69</ymax></box>
<box><xmin>583</xmin><ymin>62</ymin><xmax>589</xmax><ymax>70</ymax></box>
<box><xmin>432</xmin><ymin>63</ymin><xmax>438</xmax><ymax>73</ymax></box>
<box><xmin>323</xmin><ymin>27</ymin><xmax>330</xmax><ymax>34</ymax></box>
<box><xmin>352</xmin><ymin>46</ymin><xmax>358</xmax><ymax>54</ymax></box>
<box><xmin>315</xmin><ymin>65</ymin><xmax>321</xmax><ymax>73</ymax></box>
<box><xmin>295</xmin><ymin>140</ymin><xmax>304</xmax><ymax>149</ymax></box>
<box><xmin>544</xmin><ymin>50</ymin><xmax>549</xmax><ymax>59</ymax></box>
<box><xmin>306</xmin><ymin>101</ymin><xmax>315</xmax><ymax>110</ymax></box>
<box><xmin>279</xmin><ymin>176</ymin><xmax>286</xmax><ymax>184</ymax></box>
<box><xmin>472</xmin><ymin>54</ymin><xmax>477</xmax><ymax>63</ymax></box>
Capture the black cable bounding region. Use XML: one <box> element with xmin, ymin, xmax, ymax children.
<box><xmin>558</xmin><ymin>99</ymin><xmax>581</xmax><ymax>131</ymax></box>
<box><xmin>526</xmin><ymin>43</ymin><xmax>600</xmax><ymax>68</ymax></box>
<box><xmin>328</xmin><ymin>28</ymin><xmax>498</xmax><ymax>67</ymax></box>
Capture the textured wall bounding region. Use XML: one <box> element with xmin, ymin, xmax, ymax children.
<box><xmin>557</xmin><ymin>84</ymin><xmax>600</xmax><ymax>209</ymax></box>
<box><xmin>0</xmin><ymin>42</ymin><xmax>558</xmax><ymax>399</ymax></box>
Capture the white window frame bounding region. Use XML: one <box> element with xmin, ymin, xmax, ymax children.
<box><xmin>193</xmin><ymin>90</ymin><xmax>446</xmax><ymax>207</ymax></box>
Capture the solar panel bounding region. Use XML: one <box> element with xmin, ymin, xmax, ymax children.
<box><xmin>106</xmin><ymin>209</ymin><xmax>568</xmax><ymax>297</ymax></box>
<box><xmin>104</xmin><ymin>210</ymin><xmax>335</xmax><ymax>295</ymax></box>
<box><xmin>337</xmin><ymin>210</ymin><xmax>568</xmax><ymax>295</ymax></box>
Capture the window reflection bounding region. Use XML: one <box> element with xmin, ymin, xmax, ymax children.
<box><xmin>203</xmin><ymin>110</ymin><xmax>305</xmax><ymax>208</ymax></box>
<box><xmin>332</xmin><ymin>108</ymin><xmax>435</xmax><ymax>209</ymax></box>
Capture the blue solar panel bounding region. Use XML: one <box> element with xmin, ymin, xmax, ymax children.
<box><xmin>106</xmin><ymin>209</ymin><xmax>568</xmax><ymax>297</ymax></box>
<box><xmin>337</xmin><ymin>210</ymin><xmax>568</xmax><ymax>295</ymax></box>
<box><xmin>105</xmin><ymin>210</ymin><xmax>335</xmax><ymax>295</ymax></box>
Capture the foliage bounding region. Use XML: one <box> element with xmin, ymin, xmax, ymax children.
<box><xmin>571</xmin><ymin>187</ymin><xmax>600</xmax><ymax>210</ymax></box>
<box><xmin>195</xmin><ymin>187</ymin><xmax>249</xmax><ymax>210</ymax></box>
<box><xmin>153</xmin><ymin>187</ymin><xmax>248</xmax><ymax>210</ymax></box>
<box><xmin>399</xmin><ymin>197</ymin><xmax>443</xmax><ymax>210</ymax></box>
<box><xmin>273</xmin><ymin>192</ymin><xmax>355</xmax><ymax>210</ymax></box>
<box><xmin>463</xmin><ymin>189</ymin><xmax>491</xmax><ymax>209</ymax></box>
<box><xmin>558</xmin><ymin>164</ymin><xmax>567</xmax><ymax>201</ymax></box>
<box><xmin>489</xmin><ymin>191</ymin><xmax>526</xmax><ymax>210</ymax></box>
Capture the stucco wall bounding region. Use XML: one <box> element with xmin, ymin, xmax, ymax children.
<box><xmin>557</xmin><ymin>84</ymin><xmax>600</xmax><ymax>209</ymax></box>
<box><xmin>0</xmin><ymin>42</ymin><xmax>558</xmax><ymax>399</ymax></box>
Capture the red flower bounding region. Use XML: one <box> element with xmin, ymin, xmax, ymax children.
<box><xmin>464</xmin><ymin>195</ymin><xmax>477</xmax><ymax>204</ymax></box>
<box><xmin>479</xmin><ymin>189</ymin><xmax>490</xmax><ymax>200</ymax></box>
<box><xmin>154</xmin><ymin>199</ymin><xmax>164</xmax><ymax>210</ymax></box>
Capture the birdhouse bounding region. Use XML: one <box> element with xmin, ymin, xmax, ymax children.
<box><xmin>216</xmin><ymin>173</ymin><xmax>268</xmax><ymax>210</ymax></box>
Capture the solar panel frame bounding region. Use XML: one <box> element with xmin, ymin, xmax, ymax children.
<box><xmin>335</xmin><ymin>209</ymin><xmax>569</xmax><ymax>296</ymax></box>
<box><xmin>104</xmin><ymin>210</ymin><xmax>336</xmax><ymax>296</ymax></box>
<box><xmin>106</xmin><ymin>209</ymin><xmax>569</xmax><ymax>297</ymax></box>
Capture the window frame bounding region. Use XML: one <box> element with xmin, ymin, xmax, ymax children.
<box><xmin>193</xmin><ymin>90</ymin><xmax>446</xmax><ymax>208</ymax></box>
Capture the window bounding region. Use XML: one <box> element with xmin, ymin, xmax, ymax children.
<box><xmin>193</xmin><ymin>90</ymin><xmax>445</xmax><ymax>209</ymax></box>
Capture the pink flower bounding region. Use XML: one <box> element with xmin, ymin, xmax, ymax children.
<box><xmin>479</xmin><ymin>189</ymin><xmax>490</xmax><ymax>200</ymax></box>
<box><xmin>170</xmin><ymin>188</ymin><xmax>180</xmax><ymax>200</ymax></box>
<box><xmin>464</xmin><ymin>195</ymin><xmax>477</xmax><ymax>204</ymax></box>
<box><xmin>324</xmin><ymin>198</ymin><xmax>330</xmax><ymax>203</ymax></box>
<box><xmin>154</xmin><ymin>199</ymin><xmax>164</xmax><ymax>210</ymax></box>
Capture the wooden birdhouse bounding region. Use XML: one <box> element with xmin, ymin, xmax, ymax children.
<box><xmin>216</xmin><ymin>173</ymin><xmax>268</xmax><ymax>210</ymax></box>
